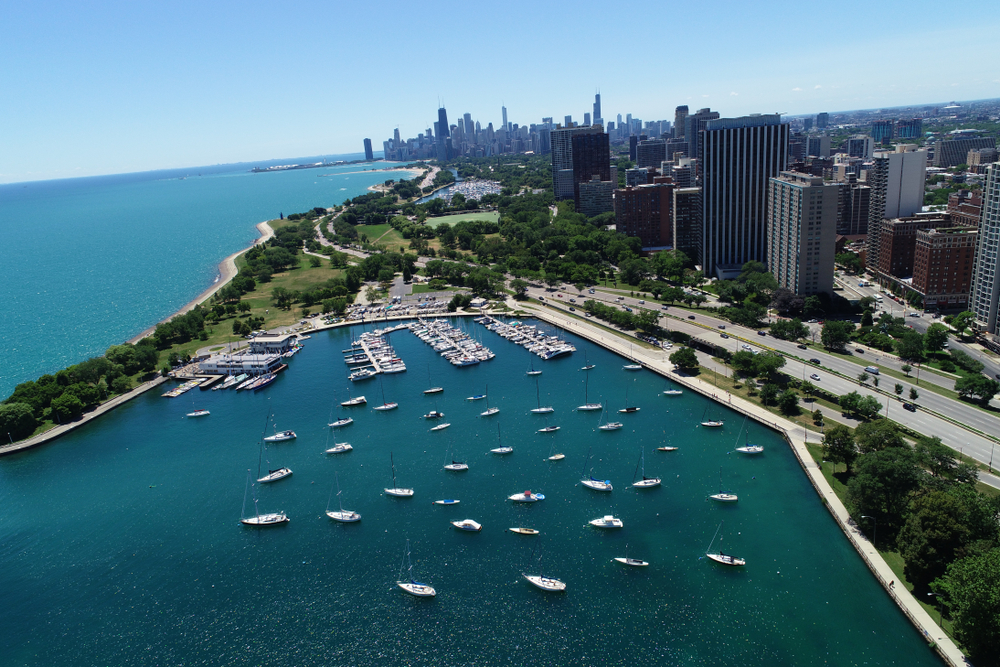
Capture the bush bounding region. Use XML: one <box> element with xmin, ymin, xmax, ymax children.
<box><xmin>0</xmin><ymin>403</ymin><xmax>37</xmax><ymax>441</ymax></box>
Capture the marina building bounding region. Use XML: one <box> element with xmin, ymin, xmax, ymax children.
<box><xmin>249</xmin><ymin>333</ymin><xmax>297</xmax><ymax>355</ymax></box>
<box><xmin>199</xmin><ymin>353</ymin><xmax>283</xmax><ymax>376</ymax></box>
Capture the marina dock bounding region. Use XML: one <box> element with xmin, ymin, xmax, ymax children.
<box><xmin>407</xmin><ymin>319</ymin><xmax>494</xmax><ymax>366</ymax></box>
<box><xmin>345</xmin><ymin>324</ymin><xmax>408</xmax><ymax>379</ymax></box>
<box><xmin>479</xmin><ymin>315</ymin><xmax>575</xmax><ymax>360</ymax></box>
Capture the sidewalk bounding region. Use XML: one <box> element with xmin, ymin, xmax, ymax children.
<box><xmin>515</xmin><ymin>299</ymin><xmax>965</xmax><ymax>667</ymax></box>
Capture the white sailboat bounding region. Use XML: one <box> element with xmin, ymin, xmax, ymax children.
<box><xmin>186</xmin><ymin>407</ymin><xmax>210</xmax><ymax>417</ymax></box>
<box><xmin>510</xmin><ymin>527</ymin><xmax>539</xmax><ymax>535</ymax></box>
<box><xmin>480</xmin><ymin>384</ymin><xmax>499</xmax><ymax>417</ymax></box>
<box><xmin>325</xmin><ymin>442</ymin><xmax>353</xmax><ymax>454</ymax></box>
<box><xmin>546</xmin><ymin>441</ymin><xmax>565</xmax><ymax>461</ymax></box>
<box><xmin>576</xmin><ymin>375</ymin><xmax>602</xmax><ymax>411</ymax></box>
<box><xmin>734</xmin><ymin>416</ymin><xmax>764</xmax><ymax>454</ymax></box>
<box><xmin>700</xmin><ymin>406</ymin><xmax>724</xmax><ymax>428</ymax></box>
<box><xmin>326</xmin><ymin>473</ymin><xmax>360</xmax><ymax>522</ymax></box>
<box><xmin>523</xmin><ymin>550</ymin><xmax>566</xmax><ymax>592</ymax></box>
<box><xmin>598</xmin><ymin>405</ymin><xmax>623</xmax><ymax>431</ymax></box>
<box><xmin>373</xmin><ymin>376</ymin><xmax>398</xmax><ymax>411</ymax></box>
<box><xmin>430</xmin><ymin>422</ymin><xmax>451</xmax><ymax>432</ymax></box>
<box><xmin>618</xmin><ymin>384</ymin><xmax>640</xmax><ymax>414</ymax></box>
<box><xmin>705</xmin><ymin>520</ymin><xmax>745</xmax><ymax>566</ymax></box>
<box><xmin>708</xmin><ymin>467</ymin><xmax>738</xmax><ymax>502</ymax></box>
<box><xmin>490</xmin><ymin>422</ymin><xmax>512</xmax><ymax>454</ymax></box>
<box><xmin>580</xmin><ymin>448</ymin><xmax>612</xmax><ymax>491</ymax></box>
<box><xmin>423</xmin><ymin>364</ymin><xmax>443</xmax><ymax>394</ymax></box>
<box><xmin>384</xmin><ymin>452</ymin><xmax>414</xmax><ymax>497</ymax></box>
<box><xmin>529</xmin><ymin>377</ymin><xmax>554</xmax><ymax>414</ymax></box>
<box><xmin>444</xmin><ymin>448</ymin><xmax>468</xmax><ymax>471</ymax></box>
<box><xmin>538</xmin><ymin>423</ymin><xmax>561</xmax><ymax>434</ymax></box>
<box><xmin>257</xmin><ymin>414</ymin><xmax>292</xmax><ymax>482</ymax></box>
<box><xmin>623</xmin><ymin>345</ymin><xmax>642</xmax><ymax>371</ymax></box>
<box><xmin>526</xmin><ymin>356</ymin><xmax>542</xmax><ymax>376</ymax></box>
<box><xmin>631</xmin><ymin>447</ymin><xmax>661</xmax><ymax>488</ymax></box>
<box><xmin>258</xmin><ymin>467</ymin><xmax>292</xmax><ymax>483</ymax></box>
<box><xmin>328</xmin><ymin>417</ymin><xmax>354</xmax><ymax>428</ymax></box>
<box><xmin>396</xmin><ymin>540</ymin><xmax>436</xmax><ymax>597</ymax></box>
<box><xmin>580</xmin><ymin>350</ymin><xmax>595</xmax><ymax>371</ymax></box>
<box><xmin>263</xmin><ymin>427</ymin><xmax>296</xmax><ymax>442</ymax></box>
<box><xmin>239</xmin><ymin>469</ymin><xmax>289</xmax><ymax>526</ymax></box>
<box><xmin>341</xmin><ymin>391</ymin><xmax>366</xmax><ymax>407</ymax></box>
<box><xmin>614</xmin><ymin>544</ymin><xmax>649</xmax><ymax>567</ymax></box>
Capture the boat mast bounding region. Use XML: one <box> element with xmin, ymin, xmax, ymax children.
<box><xmin>706</xmin><ymin>521</ymin><xmax>724</xmax><ymax>554</ymax></box>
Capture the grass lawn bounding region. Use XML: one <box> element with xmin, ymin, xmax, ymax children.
<box><xmin>355</xmin><ymin>223</ymin><xmax>392</xmax><ymax>242</ymax></box>
<box><xmin>425</xmin><ymin>210</ymin><xmax>499</xmax><ymax>227</ymax></box>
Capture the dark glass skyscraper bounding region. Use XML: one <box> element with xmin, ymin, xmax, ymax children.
<box><xmin>363</xmin><ymin>138</ymin><xmax>374</xmax><ymax>161</ymax></box>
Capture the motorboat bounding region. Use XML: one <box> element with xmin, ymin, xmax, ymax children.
<box><xmin>589</xmin><ymin>515</ymin><xmax>623</xmax><ymax>529</ymax></box>
<box><xmin>509</xmin><ymin>527</ymin><xmax>539</xmax><ymax>535</ymax></box>
<box><xmin>538</xmin><ymin>426</ymin><xmax>560</xmax><ymax>433</ymax></box>
<box><xmin>424</xmin><ymin>387</ymin><xmax>444</xmax><ymax>394</ymax></box>
<box><xmin>598</xmin><ymin>421</ymin><xmax>623</xmax><ymax>431</ymax></box>
<box><xmin>423</xmin><ymin>410</ymin><xmax>445</xmax><ymax>419</ymax></box>
<box><xmin>508</xmin><ymin>490</ymin><xmax>544</xmax><ymax>503</ymax></box>
<box><xmin>451</xmin><ymin>519</ymin><xmax>482</xmax><ymax>532</ymax></box>
<box><xmin>433</xmin><ymin>499</ymin><xmax>460</xmax><ymax>505</ymax></box>
<box><xmin>349</xmin><ymin>368</ymin><xmax>377</xmax><ymax>382</ymax></box>
<box><xmin>341</xmin><ymin>395</ymin><xmax>367</xmax><ymax>407</ymax></box>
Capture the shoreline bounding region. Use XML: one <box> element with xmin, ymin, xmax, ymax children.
<box><xmin>127</xmin><ymin>220</ymin><xmax>274</xmax><ymax>345</ymax></box>
<box><xmin>366</xmin><ymin>167</ymin><xmax>425</xmax><ymax>192</ymax></box>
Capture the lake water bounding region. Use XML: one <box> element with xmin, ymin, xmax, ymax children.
<box><xmin>0</xmin><ymin>321</ymin><xmax>943</xmax><ymax>666</ymax></box>
<box><xmin>0</xmin><ymin>154</ymin><xmax>402</xmax><ymax>398</ymax></box>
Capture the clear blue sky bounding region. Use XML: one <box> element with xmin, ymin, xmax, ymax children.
<box><xmin>2</xmin><ymin>0</ymin><xmax>998</xmax><ymax>183</ymax></box>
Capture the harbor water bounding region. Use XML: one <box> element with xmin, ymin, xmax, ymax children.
<box><xmin>0</xmin><ymin>321</ymin><xmax>943</xmax><ymax>666</ymax></box>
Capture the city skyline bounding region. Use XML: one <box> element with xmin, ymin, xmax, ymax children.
<box><xmin>3</xmin><ymin>0</ymin><xmax>1000</xmax><ymax>183</ymax></box>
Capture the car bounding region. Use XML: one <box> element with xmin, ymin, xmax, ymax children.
<box><xmin>588</xmin><ymin>289</ymin><xmax>595</xmax><ymax>294</ymax></box>
<box><xmin>585</xmin><ymin>312</ymin><xmax>592</xmax><ymax>317</ymax></box>
<box><xmin>569</xmin><ymin>298</ymin><xmax>576</xmax><ymax>303</ymax></box>
<box><xmin>810</xmin><ymin>374</ymin><xmax>821</xmax><ymax>381</ymax></box>
<box><xmin>809</xmin><ymin>358</ymin><xmax>821</xmax><ymax>364</ymax></box>
<box><xmin>757</xmin><ymin>331</ymin><xmax>766</xmax><ymax>336</ymax></box>
<box><xmin>864</xmin><ymin>366</ymin><xmax>880</xmax><ymax>375</ymax></box>
<box><xmin>569</xmin><ymin>307</ymin><xmax>576</xmax><ymax>311</ymax></box>
<box><xmin>638</xmin><ymin>300</ymin><xmax>645</xmax><ymax>304</ymax></box>
<box><xmin>855</xmin><ymin>348</ymin><xmax>865</xmax><ymax>353</ymax></box>
<box><xmin>942</xmin><ymin>342</ymin><xmax>949</xmax><ymax>348</ymax></box>
<box><xmin>909</xmin><ymin>312</ymin><xmax>919</xmax><ymax>317</ymax></box>
<box><xmin>661</xmin><ymin>305</ymin><xmax>669</xmax><ymax>310</ymax></box>
<box><xmin>742</xmin><ymin>344</ymin><xmax>752</xmax><ymax>350</ymax></box>
<box><xmin>538</xmin><ymin>296</ymin><xmax>544</xmax><ymax>301</ymax></box>
<box><xmin>687</xmin><ymin>315</ymin><xmax>695</xmax><ymax>320</ymax></box>
<box><xmin>797</xmin><ymin>344</ymin><xmax>807</xmax><ymax>349</ymax></box>
<box><xmin>717</xmin><ymin>324</ymin><xmax>726</xmax><ymax>329</ymax></box>
<box><xmin>624</xmin><ymin>307</ymin><xmax>633</xmax><ymax>312</ymax></box>
<box><xmin>903</xmin><ymin>403</ymin><xmax>917</xmax><ymax>412</ymax></box>
<box><xmin>557</xmin><ymin>294</ymin><xmax>563</xmax><ymax>298</ymax></box>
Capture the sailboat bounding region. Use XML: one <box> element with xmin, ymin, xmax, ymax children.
<box><xmin>263</xmin><ymin>421</ymin><xmax>296</xmax><ymax>442</ymax></box>
<box><xmin>580</xmin><ymin>350</ymin><xmax>596</xmax><ymax>371</ymax></box>
<box><xmin>523</xmin><ymin>549</ymin><xmax>566</xmax><ymax>592</ymax></box>
<box><xmin>480</xmin><ymin>384</ymin><xmax>499</xmax><ymax>417</ymax></box>
<box><xmin>618</xmin><ymin>384</ymin><xmax>639</xmax><ymax>413</ymax></box>
<box><xmin>186</xmin><ymin>395</ymin><xmax>210</xmax><ymax>417</ymax></box>
<box><xmin>598</xmin><ymin>405</ymin><xmax>623</xmax><ymax>431</ymax></box>
<box><xmin>444</xmin><ymin>448</ymin><xmax>468</xmax><ymax>471</ymax></box>
<box><xmin>240</xmin><ymin>469</ymin><xmax>289</xmax><ymax>526</ymax></box>
<box><xmin>662</xmin><ymin>379</ymin><xmax>683</xmax><ymax>396</ymax></box>
<box><xmin>576</xmin><ymin>375</ymin><xmax>602</xmax><ymax>411</ymax></box>
<box><xmin>373</xmin><ymin>376</ymin><xmax>398</xmax><ymax>411</ymax></box>
<box><xmin>700</xmin><ymin>406</ymin><xmax>724</xmax><ymax>428</ymax></box>
<box><xmin>538</xmin><ymin>423</ymin><xmax>561</xmax><ymax>434</ymax></box>
<box><xmin>734</xmin><ymin>416</ymin><xmax>764</xmax><ymax>454</ymax></box>
<box><xmin>423</xmin><ymin>364</ymin><xmax>443</xmax><ymax>394</ymax></box>
<box><xmin>705</xmin><ymin>521</ymin><xmax>745</xmax><ymax>566</ymax></box>
<box><xmin>510</xmin><ymin>527</ymin><xmax>539</xmax><ymax>535</ymax></box>
<box><xmin>341</xmin><ymin>390</ymin><xmax>366</xmax><ymax>407</ymax></box>
<box><xmin>257</xmin><ymin>435</ymin><xmax>292</xmax><ymax>483</ymax></box>
<box><xmin>632</xmin><ymin>447</ymin><xmax>661</xmax><ymax>488</ymax></box>
<box><xmin>466</xmin><ymin>391</ymin><xmax>487</xmax><ymax>401</ymax></box>
<box><xmin>325</xmin><ymin>441</ymin><xmax>353</xmax><ymax>454</ymax></box>
<box><xmin>430</xmin><ymin>422</ymin><xmax>451</xmax><ymax>431</ymax></box>
<box><xmin>708</xmin><ymin>467</ymin><xmax>738</xmax><ymax>502</ymax></box>
<box><xmin>490</xmin><ymin>422</ymin><xmax>512</xmax><ymax>454</ymax></box>
<box><xmin>546</xmin><ymin>442</ymin><xmax>565</xmax><ymax>460</ymax></box>
<box><xmin>614</xmin><ymin>544</ymin><xmax>649</xmax><ymax>567</ymax></box>
<box><xmin>529</xmin><ymin>377</ymin><xmax>554</xmax><ymax>414</ymax></box>
<box><xmin>328</xmin><ymin>416</ymin><xmax>354</xmax><ymax>428</ymax></box>
<box><xmin>526</xmin><ymin>355</ymin><xmax>542</xmax><ymax>376</ymax></box>
<box><xmin>623</xmin><ymin>345</ymin><xmax>642</xmax><ymax>371</ymax></box>
<box><xmin>396</xmin><ymin>540</ymin><xmax>436</xmax><ymax>597</ymax></box>
<box><xmin>326</xmin><ymin>473</ymin><xmax>360</xmax><ymax>522</ymax></box>
<box><xmin>384</xmin><ymin>452</ymin><xmax>414</xmax><ymax>497</ymax></box>
<box><xmin>580</xmin><ymin>448</ymin><xmax>612</xmax><ymax>491</ymax></box>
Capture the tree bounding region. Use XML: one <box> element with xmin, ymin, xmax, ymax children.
<box><xmin>951</xmin><ymin>311</ymin><xmax>976</xmax><ymax>338</ymax></box>
<box><xmin>910</xmin><ymin>387</ymin><xmax>919</xmax><ymax>401</ymax></box>
<box><xmin>847</xmin><ymin>448</ymin><xmax>922</xmax><ymax>536</ymax></box>
<box><xmin>730</xmin><ymin>351</ymin><xmax>757</xmax><ymax>379</ymax></box>
<box><xmin>669</xmin><ymin>347</ymin><xmax>699</xmax><ymax>373</ymax></box>
<box><xmin>753</xmin><ymin>352</ymin><xmax>785</xmax><ymax>379</ymax></box>
<box><xmin>823</xmin><ymin>424</ymin><xmax>857</xmax><ymax>473</ymax></box>
<box><xmin>777</xmin><ymin>389</ymin><xmax>799</xmax><ymax>415</ymax></box>
<box><xmin>821</xmin><ymin>320</ymin><xmax>854</xmax><ymax>352</ymax></box>
<box><xmin>0</xmin><ymin>403</ymin><xmax>37</xmax><ymax>441</ymax></box>
<box><xmin>510</xmin><ymin>278</ymin><xmax>528</xmax><ymax>299</ymax></box>
<box><xmin>955</xmin><ymin>375</ymin><xmax>1000</xmax><ymax>404</ymax></box>
<box><xmin>944</xmin><ymin>548</ymin><xmax>1000</xmax><ymax>664</ymax></box>
<box><xmin>924</xmin><ymin>323</ymin><xmax>950</xmax><ymax>352</ymax></box>
<box><xmin>111</xmin><ymin>375</ymin><xmax>132</xmax><ymax>394</ymax></box>
<box><xmin>760</xmin><ymin>383</ymin><xmax>780</xmax><ymax>406</ymax></box>
<box><xmin>898</xmin><ymin>490</ymin><xmax>973</xmax><ymax>591</ymax></box>
<box><xmin>857</xmin><ymin>372</ymin><xmax>870</xmax><ymax>385</ymax></box>
<box><xmin>896</xmin><ymin>331</ymin><xmax>926</xmax><ymax>364</ymax></box>
<box><xmin>894</xmin><ymin>383</ymin><xmax>904</xmax><ymax>397</ymax></box>
<box><xmin>800</xmin><ymin>380</ymin><xmax>816</xmax><ymax>402</ymax></box>
<box><xmin>50</xmin><ymin>393</ymin><xmax>85</xmax><ymax>422</ymax></box>
<box><xmin>861</xmin><ymin>309</ymin><xmax>874</xmax><ymax>327</ymax></box>
<box><xmin>901</xmin><ymin>364</ymin><xmax>912</xmax><ymax>376</ymax></box>
<box><xmin>855</xmin><ymin>419</ymin><xmax>905</xmax><ymax>453</ymax></box>
<box><xmin>365</xmin><ymin>285</ymin><xmax>379</xmax><ymax>305</ymax></box>
<box><xmin>769</xmin><ymin>318</ymin><xmax>808</xmax><ymax>341</ymax></box>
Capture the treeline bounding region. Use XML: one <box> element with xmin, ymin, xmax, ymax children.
<box><xmin>424</xmin><ymin>260</ymin><xmax>505</xmax><ymax>296</ymax></box>
<box><xmin>583</xmin><ymin>300</ymin><xmax>658</xmax><ymax>332</ymax></box>
<box><xmin>823</xmin><ymin>421</ymin><xmax>1000</xmax><ymax>662</ymax></box>
<box><xmin>449</xmin><ymin>154</ymin><xmax>553</xmax><ymax>193</ymax></box>
<box><xmin>1</xmin><ymin>342</ymin><xmax>160</xmax><ymax>437</ymax></box>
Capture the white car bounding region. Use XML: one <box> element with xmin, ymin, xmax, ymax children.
<box><xmin>810</xmin><ymin>374</ymin><xmax>821</xmax><ymax>381</ymax></box>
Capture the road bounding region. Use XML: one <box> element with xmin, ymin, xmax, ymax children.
<box><xmin>521</xmin><ymin>282</ymin><xmax>1000</xmax><ymax>482</ymax></box>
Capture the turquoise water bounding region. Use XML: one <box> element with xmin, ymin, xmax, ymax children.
<box><xmin>0</xmin><ymin>154</ymin><xmax>400</xmax><ymax>398</ymax></box>
<box><xmin>0</xmin><ymin>322</ymin><xmax>942</xmax><ymax>666</ymax></box>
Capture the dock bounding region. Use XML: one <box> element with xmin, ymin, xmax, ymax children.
<box><xmin>346</xmin><ymin>325</ymin><xmax>408</xmax><ymax>377</ymax></box>
<box><xmin>407</xmin><ymin>319</ymin><xmax>494</xmax><ymax>366</ymax></box>
<box><xmin>479</xmin><ymin>316</ymin><xmax>575</xmax><ymax>360</ymax></box>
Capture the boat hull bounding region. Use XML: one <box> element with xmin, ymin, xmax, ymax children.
<box><xmin>240</xmin><ymin>512</ymin><xmax>288</xmax><ymax>526</ymax></box>
<box><xmin>709</xmin><ymin>493</ymin><xmax>738</xmax><ymax>502</ymax></box>
<box><xmin>523</xmin><ymin>574</ymin><xmax>566</xmax><ymax>591</ymax></box>
<box><xmin>614</xmin><ymin>557</ymin><xmax>649</xmax><ymax>567</ymax></box>
<box><xmin>509</xmin><ymin>527</ymin><xmax>539</xmax><ymax>535</ymax></box>
<box><xmin>385</xmin><ymin>488</ymin><xmax>414</xmax><ymax>497</ymax></box>
<box><xmin>325</xmin><ymin>444</ymin><xmax>353</xmax><ymax>454</ymax></box>
<box><xmin>326</xmin><ymin>510</ymin><xmax>360</xmax><ymax>522</ymax></box>
<box><xmin>581</xmin><ymin>479</ymin><xmax>612</xmax><ymax>491</ymax></box>
<box><xmin>633</xmin><ymin>478</ymin><xmax>661</xmax><ymax>488</ymax></box>
<box><xmin>706</xmin><ymin>553</ymin><xmax>745</xmax><ymax>566</ymax></box>
<box><xmin>397</xmin><ymin>581</ymin><xmax>436</xmax><ymax>597</ymax></box>
<box><xmin>258</xmin><ymin>468</ymin><xmax>293</xmax><ymax>483</ymax></box>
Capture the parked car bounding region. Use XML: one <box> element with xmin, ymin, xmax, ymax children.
<box><xmin>569</xmin><ymin>307</ymin><xmax>576</xmax><ymax>312</ymax></box>
<box><xmin>569</xmin><ymin>298</ymin><xmax>576</xmax><ymax>302</ymax></box>
<box><xmin>661</xmin><ymin>305</ymin><xmax>669</xmax><ymax>310</ymax></box>
<box><xmin>638</xmin><ymin>300</ymin><xmax>645</xmax><ymax>304</ymax></box>
<box><xmin>588</xmin><ymin>289</ymin><xmax>595</xmax><ymax>294</ymax></box>
<box><xmin>718</xmin><ymin>324</ymin><xmax>726</xmax><ymax>329</ymax></box>
<box><xmin>855</xmin><ymin>348</ymin><xmax>865</xmax><ymax>353</ymax></box>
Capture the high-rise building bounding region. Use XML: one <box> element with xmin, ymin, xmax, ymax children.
<box><xmin>933</xmin><ymin>137</ymin><xmax>996</xmax><ymax>167</ymax></box>
<box><xmin>865</xmin><ymin>147</ymin><xmax>928</xmax><ymax>278</ymax></box>
<box><xmin>629</xmin><ymin>135</ymin><xmax>638</xmax><ymax>162</ymax></box>
<box><xmin>636</xmin><ymin>139</ymin><xmax>667</xmax><ymax>169</ymax></box>
<box><xmin>363</xmin><ymin>138</ymin><xmax>374</xmax><ymax>161</ymax></box>
<box><xmin>806</xmin><ymin>136</ymin><xmax>831</xmax><ymax>158</ymax></box>
<box><xmin>615</xmin><ymin>178</ymin><xmax>675</xmax><ymax>247</ymax></box>
<box><xmin>394</xmin><ymin>128</ymin><xmax>401</xmax><ymax>144</ymax></box>
<box><xmin>464</xmin><ymin>113</ymin><xmax>474</xmax><ymax>135</ymax></box>
<box><xmin>571</xmin><ymin>130</ymin><xmax>611</xmax><ymax>210</ymax></box>
<box><xmin>967</xmin><ymin>147</ymin><xmax>999</xmax><ymax>174</ymax></box>
<box><xmin>673</xmin><ymin>187</ymin><xmax>702</xmax><ymax>264</ymax></box>
<box><xmin>550</xmin><ymin>125</ymin><xmax>608</xmax><ymax>202</ymax></box>
<box><xmin>846</xmin><ymin>136</ymin><xmax>875</xmax><ymax>159</ymax></box>
<box><xmin>502</xmin><ymin>106</ymin><xmax>508</xmax><ymax>132</ymax></box>
<box><xmin>895</xmin><ymin>118</ymin><xmax>923</xmax><ymax>139</ymax></box>
<box><xmin>700</xmin><ymin>114</ymin><xmax>789</xmax><ymax>279</ymax></box>
<box><xmin>816</xmin><ymin>112</ymin><xmax>829</xmax><ymax>128</ymax></box>
<box><xmin>674</xmin><ymin>106</ymin><xmax>689</xmax><ymax>140</ymax></box>
<box><xmin>564</xmin><ymin>115</ymin><xmax>573</xmax><ymax>127</ymax></box>
<box><xmin>578</xmin><ymin>176</ymin><xmax>615</xmax><ymax>217</ymax></box>
<box><xmin>766</xmin><ymin>171</ymin><xmax>838</xmax><ymax>296</ymax></box>
<box><xmin>436</xmin><ymin>107</ymin><xmax>450</xmax><ymax>161</ymax></box>
<box><xmin>626</xmin><ymin>167</ymin><xmax>655</xmax><ymax>188</ymax></box>
<box><xmin>948</xmin><ymin>189</ymin><xmax>983</xmax><ymax>226</ymax></box>
<box><xmin>437</xmin><ymin>108</ymin><xmax>449</xmax><ymax>138</ymax></box>
<box><xmin>837</xmin><ymin>176</ymin><xmax>871</xmax><ymax>236</ymax></box>
<box><xmin>871</xmin><ymin>120</ymin><xmax>894</xmax><ymax>145</ymax></box>
<box><xmin>971</xmin><ymin>164</ymin><xmax>1000</xmax><ymax>332</ymax></box>
<box><xmin>684</xmin><ymin>108</ymin><xmax>720</xmax><ymax>164</ymax></box>
<box><xmin>913</xmin><ymin>226</ymin><xmax>977</xmax><ymax>310</ymax></box>
<box><xmin>876</xmin><ymin>215</ymin><xmax>947</xmax><ymax>279</ymax></box>
<box><xmin>803</xmin><ymin>117</ymin><xmax>813</xmax><ymax>132</ymax></box>
<box><xmin>584</xmin><ymin>112</ymin><xmax>591</xmax><ymax>126</ymax></box>
<box><xmin>593</xmin><ymin>93</ymin><xmax>602</xmax><ymax>125</ymax></box>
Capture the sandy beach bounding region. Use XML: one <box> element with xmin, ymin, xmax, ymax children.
<box><xmin>127</xmin><ymin>220</ymin><xmax>275</xmax><ymax>344</ymax></box>
<box><xmin>366</xmin><ymin>166</ymin><xmax>426</xmax><ymax>192</ymax></box>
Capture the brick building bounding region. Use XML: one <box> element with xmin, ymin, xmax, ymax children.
<box><xmin>615</xmin><ymin>178</ymin><xmax>675</xmax><ymax>248</ymax></box>
<box><xmin>912</xmin><ymin>227</ymin><xmax>977</xmax><ymax>310</ymax></box>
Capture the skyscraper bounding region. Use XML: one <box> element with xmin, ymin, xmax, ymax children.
<box><xmin>865</xmin><ymin>147</ymin><xmax>928</xmax><ymax>279</ymax></box>
<box><xmin>870</xmin><ymin>120</ymin><xmax>894</xmax><ymax>145</ymax></box>
<box><xmin>816</xmin><ymin>112</ymin><xmax>829</xmax><ymax>129</ymax></box>
<box><xmin>593</xmin><ymin>93</ymin><xmax>602</xmax><ymax>125</ymax></box>
<box><xmin>436</xmin><ymin>107</ymin><xmax>450</xmax><ymax>161</ymax></box>
<box><xmin>971</xmin><ymin>163</ymin><xmax>1000</xmax><ymax>332</ymax></box>
<box><xmin>550</xmin><ymin>125</ymin><xmax>608</xmax><ymax>204</ymax></box>
<box><xmin>615</xmin><ymin>179</ymin><xmax>674</xmax><ymax>247</ymax></box>
<box><xmin>437</xmin><ymin>108</ymin><xmax>450</xmax><ymax>138</ymax></box>
<box><xmin>684</xmin><ymin>108</ymin><xmax>720</xmax><ymax>164</ymax></box>
<box><xmin>502</xmin><ymin>106</ymin><xmax>508</xmax><ymax>132</ymax></box>
<box><xmin>700</xmin><ymin>114</ymin><xmax>789</xmax><ymax>278</ymax></box>
<box><xmin>584</xmin><ymin>112</ymin><xmax>591</xmax><ymax>126</ymax></box>
<box><xmin>463</xmin><ymin>113</ymin><xmax>474</xmax><ymax>135</ymax></box>
<box><xmin>674</xmin><ymin>106</ymin><xmax>689</xmax><ymax>140</ymax></box>
<box><xmin>363</xmin><ymin>138</ymin><xmax>374</xmax><ymax>161</ymax></box>
<box><xmin>766</xmin><ymin>171</ymin><xmax>838</xmax><ymax>296</ymax></box>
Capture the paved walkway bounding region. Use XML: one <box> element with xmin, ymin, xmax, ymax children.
<box><xmin>513</xmin><ymin>299</ymin><xmax>965</xmax><ymax>667</ymax></box>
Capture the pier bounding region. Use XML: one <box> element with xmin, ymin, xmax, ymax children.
<box><xmin>346</xmin><ymin>324</ymin><xmax>409</xmax><ymax>377</ymax></box>
<box><xmin>479</xmin><ymin>315</ymin><xmax>575</xmax><ymax>360</ymax></box>
<box><xmin>408</xmin><ymin>318</ymin><xmax>494</xmax><ymax>366</ymax></box>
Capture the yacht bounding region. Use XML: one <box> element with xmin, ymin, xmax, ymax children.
<box><xmin>263</xmin><ymin>430</ymin><xmax>296</xmax><ymax>442</ymax></box>
<box><xmin>451</xmin><ymin>519</ymin><xmax>482</xmax><ymax>532</ymax></box>
<box><xmin>325</xmin><ymin>442</ymin><xmax>353</xmax><ymax>454</ymax></box>
<box><xmin>328</xmin><ymin>417</ymin><xmax>354</xmax><ymax>428</ymax></box>
<box><xmin>508</xmin><ymin>490</ymin><xmax>544</xmax><ymax>503</ymax></box>
<box><xmin>589</xmin><ymin>515</ymin><xmax>623</xmax><ymax>529</ymax></box>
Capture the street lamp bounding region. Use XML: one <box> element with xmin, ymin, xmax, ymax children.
<box><xmin>861</xmin><ymin>515</ymin><xmax>877</xmax><ymax>548</ymax></box>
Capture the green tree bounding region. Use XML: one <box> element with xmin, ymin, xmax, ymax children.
<box><xmin>901</xmin><ymin>364</ymin><xmax>912</xmax><ymax>376</ymax></box>
<box><xmin>860</xmin><ymin>309</ymin><xmax>874</xmax><ymax>327</ymax></box>
<box><xmin>910</xmin><ymin>387</ymin><xmax>919</xmax><ymax>401</ymax></box>
<box><xmin>924</xmin><ymin>323</ymin><xmax>950</xmax><ymax>352</ymax></box>
<box><xmin>510</xmin><ymin>278</ymin><xmax>528</xmax><ymax>299</ymax></box>
<box><xmin>847</xmin><ymin>448</ymin><xmax>922</xmax><ymax>537</ymax></box>
<box><xmin>50</xmin><ymin>393</ymin><xmax>85</xmax><ymax>422</ymax></box>
<box><xmin>110</xmin><ymin>375</ymin><xmax>132</xmax><ymax>395</ymax></box>
<box><xmin>309</xmin><ymin>255</ymin><xmax>322</xmax><ymax>268</ymax></box>
<box><xmin>800</xmin><ymin>380</ymin><xmax>816</xmax><ymax>402</ymax></box>
<box><xmin>894</xmin><ymin>383</ymin><xmax>904</xmax><ymax>397</ymax></box>
<box><xmin>955</xmin><ymin>375</ymin><xmax>1000</xmax><ymax>404</ymax></box>
<box><xmin>823</xmin><ymin>424</ymin><xmax>857</xmax><ymax>473</ymax></box>
<box><xmin>951</xmin><ymin>311</ymin><xmax>976</xmax><ymax>338</ymax></box>
<box><xmin>760</xmin><ymin>383</ymin><xmax>780</xmax><ymax>406</ymax></box>
<box><xmin>858</xmin><ymin>372</ymin><xmax>870</xmax><ymax>385</ymax></box>
<box><xmin>896</xmin><ymin>331</ymin><xmax>926</xmax><ymax>364</ymax></box>
<box><xmin>0</xmin><ymin>403</ymin><xmax>37</xmax><ymax>441</ymax></box>
<box><xmin>855</xmin><ymin>419</ymin><xmax>905</xmax><ymax>453</ymax></box>
<box><xmin>769</xmin><ymin>318</ymin><xmax>809</xmax><ymax>341</ymax></box>
<box><xmin>821</xmin><ymin>320</ymin><xmax>854</xmax><ymax>352</ymax></box>
<box><xmin>777</xmin><ymin>389</ymin><xmax>799</xmax><ymax>415</ymax></box>
<box><xmin>944</xmin><ymin>548</ymin><xmax>1000</xmax><ymax>663</ymax></box>
<box><xmin>669</xmin><ymin>347</ymin><xmax>699</xmax><ymax>373</ymax></box>
<box><xmin>753</xmin><ymin>352</ymin><xmax>785</xmax><ymax>379</ymax></box>
<box><xmin>898</xmin><ymin>490</ymin><xmax>973</xmax><ymax>591</ymax></box>
<box><xmin>730</xmin><ymin>351</ymin><xmax>757</xmax><ymax>379</ymax></box>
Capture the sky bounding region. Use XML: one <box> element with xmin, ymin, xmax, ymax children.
<box><xmin>2</xmin><ymin>0</ymin><xmax>999</xmax><ymax>184</ymax></box>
